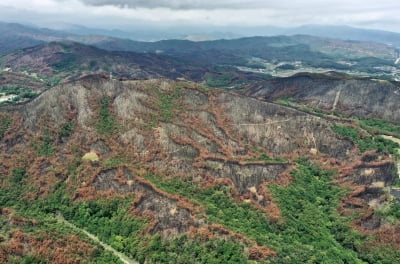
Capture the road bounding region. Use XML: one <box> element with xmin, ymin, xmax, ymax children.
<box><xmin>56</xmin><ymin>213</ymin><xmax>139</xmax><ymax>264</ymax></box>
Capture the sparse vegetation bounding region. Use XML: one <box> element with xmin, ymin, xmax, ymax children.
<box><xmin>8</xmin><ymin>255</ymin><xmax>48</xmax><ymax>264</ymax></box>
<box><xmin>276</xmin><ymin>97</ymin><xmax>295</xmax><ymax>106</ymax></box>
<box><xmin>103</xmin><ymin>155</ymin><xmax>128</xmax><ymax>169</ymax></box>
<box><xmin>205</xmin><ymin>72</ymin><xmax>236</xmax><ymax>87</ymax></box>
<box><xmin>376</xmin><ymin>197</ymin><xmax>400</xmax><ymax>222</ymax></box>
<box><xmin>245</xmin><ymin>152</ymin><xmax>287</xmax><ymax>163</ymax></box>
<box><xmin>385</xmin><ymin>199</ymin><xmax>400</xmax><ymax>219</ymax></box>
<box><xmin>52</xmin><ymin>54</ymin><xmax>78</xmax><ymax>72</ymax></box>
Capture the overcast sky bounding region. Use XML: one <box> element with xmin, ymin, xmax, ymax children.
<box><xmin>1</xmin><ymin>0</ymin><xmax>399</xmax><ymax>32</ymax></box>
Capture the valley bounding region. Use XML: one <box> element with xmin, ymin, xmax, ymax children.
<box><xmin>238</xmin><ymin>57</ymin><xmax>400</xmax><ymax>80</ymax></box>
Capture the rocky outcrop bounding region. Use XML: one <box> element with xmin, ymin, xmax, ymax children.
<box><xmin>218</xmin><ymin>92</ymin><xmax>354</xmax><ymax>158</ymax></box>
<box><xmin>203</xmin><ymin>161</ymin><xmax>287</xmax><ymax>194</ymax></box>
<box><xmin>90</xmin><ymin>167</ymin><xmax>200</xmax><ymax>235</ymax></box>
<box><xmin>352</xmin><ymin>162</ymin><xmax>397</xmax><ymax>185</ymax></box>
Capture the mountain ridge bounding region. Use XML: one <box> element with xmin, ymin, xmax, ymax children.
<box><xmin>0</xmin><ymin>75</ymin><xmax>399</xmax><ymax>263</ymax></box>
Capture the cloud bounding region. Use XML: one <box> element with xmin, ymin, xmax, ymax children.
<box><xmin>75</xmin><ymin>0</ymin><xmax>398</xmax><ymax>11</ymax></box>
<box><xmin>1</xmin><ymin>0</ymin><xmax>400</xmax><ymax>33</ymax></box>
<box><xmin>76</xmin><ymin>0</ymin><xmax>264</xmax><ymax>10</ymax></box>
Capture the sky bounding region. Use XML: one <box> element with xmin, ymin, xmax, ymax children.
<box><xmin>1</xmin><ymin>0</ymin><xmax>399</xmax><ymax>33</ymax></box>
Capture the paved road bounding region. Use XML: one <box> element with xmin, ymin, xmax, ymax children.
<box><xmin>56</xmin><ymin>213</ymin><xmax>139</xmax><ymax>264</ymax></box>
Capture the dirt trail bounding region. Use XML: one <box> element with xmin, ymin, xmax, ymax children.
<box><xmin>380</xmin><ymin>135</ymin><xmax>400</xmax><ymax>145</ymax></box>
<box><xmin>56</xmin><ymin>213</ymin><xmax>139</xmax><ymax>264</ymax></box>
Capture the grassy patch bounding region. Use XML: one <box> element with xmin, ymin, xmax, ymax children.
<box><xmin>376</xmin><ymin>197</ymin><xmax>400</xmax><ymax>222</ymax></box>
<box><xmin>10</xmin><ymin>167</ymin><xmax>27</xmax><ymax>184</ymax></box>
<box><xmin>245</xmin><ymin>149</ymin><xmax>287</xmax><ymax>163</ymax></box>
<box><xmin>196</xmin><ymin>84</ymin><xmax>210</xmax><ymax>93</ymax></box>
<box><xmin>32</xmin><ymin>135</ymin><xmax>55</xmax><ymax>157</ymax></box>
<box><xmin>276</xmin><ymin>97</ymin><xmax>295</xmax><ymax>106</ymax></box>
<box><xmin>59</xmin><ymin>121</ymin><xmax>75</xmax><ymax>138</ymax></box>
<box><xmin>156</xmin><ymin>85</ymin><xmax>182</xmax><ymax>122</ymax></box>
<box><xmin>386</xmin><ymin>200</ymin><xmax>400</xmax><ymax>219</ymax></box>
<box><xmin>244</xmin><ymin>145</ymin><xmax>288</xmax><ymax>163</ymax></box>
<box><xmin>96</xmin><ymin>97</ymin><xmax>118</xmax><ymax>136</ymax></box>
<box><xmin>0</xmin><ymin>115</ymin><xmax>12</xmax><ymax>139</ymax></box>
<box><xmin>205</xmin><ymin>72</ymin><xmax>236</xmax><ymax>88</ymax></box>
<box><xmin>102</xmin><ymin>155</ymin><xmax>128</xmax><ymax>169</ymax></box>
<box><xmin>359</xmin><ymin>118</ymin><xmax>400</xmax><ymax>137</ymax></box>
<box><xmin>332</xmin><ymin>124</ymin><xmax>399</xmax><ymax>155</ymax></box>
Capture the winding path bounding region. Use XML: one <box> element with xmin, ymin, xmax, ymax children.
<box><xmin>56</xmin><ymin>213</ymin><xmax>139</xmax><ymax>264</ymax></box>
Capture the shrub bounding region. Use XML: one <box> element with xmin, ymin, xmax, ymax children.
<box><xmin>11</xmin><ymin>167</ymin><xmax>27</xmax><ymax>184</ymax></box>
<box><xmin>60</xmin><ymin>121</ymin><xmax>75</xmax><ymax>138</ymax></box>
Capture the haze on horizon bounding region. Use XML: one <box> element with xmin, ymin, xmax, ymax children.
<box><xmin>1</xmin><ymin>0</ymin><xmax>399</xmax><ymax>34</ymax></box>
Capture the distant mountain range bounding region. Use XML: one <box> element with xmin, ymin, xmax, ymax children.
<box><xmin>24</xmin><ymin>21</ymin><xmax>400</xmax><ymax>47</ymax></box>
<box><xmin>1</xmin><ymin>22</ymin><xmax>398</xmax><ymax>60</ymax></box>
<box><xmin>275</xmin><ymin>25</ymin><xmax>400</xmax><ymax>48</ymax></box>
<box><xmin>2</xmin><ymin>21</ymin><xmax>400</xmax><ymax>51</ymax></box>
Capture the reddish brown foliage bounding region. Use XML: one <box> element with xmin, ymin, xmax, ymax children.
<box><xmin>257</xmin><ymin>183</ymin><xmax>282</xmax><ymax>222</ymax></box>
<box><xmin>248</xmin><ymin>245</ymin><xmax>277</xmax><ymax>260</ymax></box>
<box><xmin>0</xmin><ymin>229</ymin><xmax>96</xmax><ymax>264</ymax></box>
